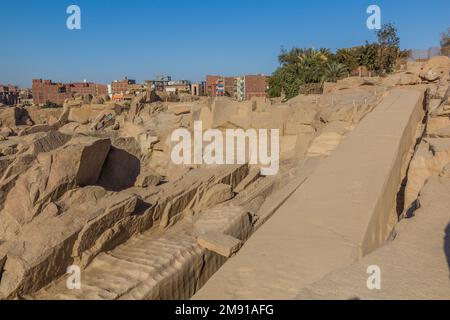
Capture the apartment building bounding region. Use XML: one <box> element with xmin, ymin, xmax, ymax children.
<box><xmin>205</xmin><ymin>74</ymin><xmax>268</xmax><ymax>100</ymax></box>
<box><xmin>71</xmin><ymin>82</ymin><xmax>108</xmax><ymax>96</ymax></box>
<box><xmin>234</xmin><ymin>77</ymin><xmax>245</xmax><ymax>101</ymax></box>
<box><xmin>111</xmin><ymin>77</ymin><xmax>136</xmax><ymax>94</ymax></box>
<box><xmin>0</xmin><ymin>84</ymin><xmax>19</xmax><ymax>105</ymax></box>
<box><xmin>224</xmin><ymin>77</ymin><xmax>235</xmax><ymax>97</ymax></box>
<box><xmin>206</xmin><ymin>75</ymin><xmax>221</xmax><ymax>96</ymax></box>
<box><xmin>146</xmin><ymin>75</ymin><xmax>172</xmax><ymax>92</ymax></box>
<box><xmin>32</xmin><ymin>79</ymin><xmax>71</xmax><ymax>105</ymax></box>
<box><xmin>244</xmin><ymin>75</ymin><xmax>268</xmax><ymax>100</ymax></box>
<box><xmin>191</xmin><ymin>82</ymin><xmax>206</xmax><ymax>96</ymax></box>
<box><xmin>32</xmin><ymin>79</ymin><xmax>109</xmax><ymax>105</ymax></box>
<box><xmin>165</xmin><ymin>80</ymin><xmax>191</xmax><ymax>94</ymax></box>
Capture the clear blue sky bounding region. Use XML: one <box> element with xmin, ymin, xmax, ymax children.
<box><xmin>1</xmin><ymin>0</ymin><xmax>449</xmax><ymax>87</ymax></box>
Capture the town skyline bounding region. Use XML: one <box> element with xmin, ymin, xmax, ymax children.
<box><xmin>1</xmin><ymin>0</ymin><xmax>450</xmax><ymax>87</ymax></box>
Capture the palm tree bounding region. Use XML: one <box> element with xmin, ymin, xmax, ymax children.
<box><xmin>322</xmin><ymin>62</ymin><xmax>348</xmax><ymax>83</ymax></box>
<box><xmin>298</xmin><ymin>48</ymin><xmax>329</xmax><ymax>64</ymax></box>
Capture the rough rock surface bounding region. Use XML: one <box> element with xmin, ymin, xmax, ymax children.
<box><xmin>296</xmin><ymin>177</ymin><xmax>450</xmax><ymax>300</ymax></box>
<box><xmin>2</xmin><ymin>67</ymin><xmax>448</xmax><ymax>300</ymax></box>
<box><xmin>197</xmin><ymin>232</ymin><xmax>243</xmax><ymax>258</ymax></box>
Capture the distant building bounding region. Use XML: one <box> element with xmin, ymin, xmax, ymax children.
<box><xmin>111</xmin><ymin>77</ymin><xmax>136</xmax><ymax>94</ymax></box>
<box><xmin>244</xmin><ymin>75</ymin><xmax>268</xmax><ymax>100</ymax></box>
<box><xmin>32</xmin><ymin>79</ymin><xmax>71</xmax><ymax>105</ymax></box>
<box><xmin>32</xmin><ymin>79</ymin><xmax>109</xmax><ymax>105</ymax></box>
<box><xmin>165</xmin><ymin>80</ymin><xmax>191</xmax><ymax>94</ymax></box>
<box><xmin>70</xmin><ymin>82</ymin><xmax>108</xmax><ymax>96</ymax></box>
<box><xmin>191</xmin><ymin>82</ymin><xmax>206</xmax><ymax>96</ymax></box>
<box><xmin>206</xmin><ymin>75</ymin><xmax>221</xmax><ymax>96</ymax></box>
<box><xmin>234</xmin><ymin>77</ymin><xmax>245</xmax><ymax>101</ymax></box>
<box><xmin>146</xmin><ymin>75</ymin><xmax>172</xmax><ymax>92</ymax></box>
<box><xmin>96</xmin><ymin>84</ymin><xmax>108</xmax><ymax>96</ymax></box>
<box><xmin>206</xmin><ymin>76</ymin><xmax>234</xmax><ymax>97</ymax></box>
<box><xmin>223</xmin><ymin>77</ymin><xmax>235</xmax><ymax>97</ymax></box>
<box><xmin>205</xmin><ymin>74</ymin><xmax>268</xmax><ymax>100</ymax></box>
<box><xmin>18</xmin><ymin>88</ymin><xmax>33</xmax><ymax>105</ymax></box>
<box><xmin>0</xmin><ymin>84</ymin><xmax>19</xmax><ymax>105</ymax></box>
<box><xmin>216</xmin><ymin>77</ymin><xmax>225</xmax><ymax>96</ymax></box>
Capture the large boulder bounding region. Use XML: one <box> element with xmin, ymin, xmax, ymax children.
<box><xmin>157</xmin><ymin>164</ymin><xmax>248</xmax><ymax>229</ymax></box>
<box><xmin>404</xmin><ymin>138</ymin><xmax>450</xmax><ymax>209</ymax></box>
<box><xmin>419</xmin><ymin>56</ymin><xmax>450</xmax><ymax>82</ymax></box>
<box><xmin>97</xmin><ymin>146</ymin><xmax>141</xmax><ymax>192</ymax></box>
<box><xmin>0</xmin><ymin>131</ymin><xmax>71</xmax><ymax>212</ymax></box>
<box><xmin>0</xmin><ymin>137</ymin><xmax>111</xmax><ymax>240</ymax></box>
<box><xmin>211</xmin><ymin>98</ymin><xmax>240</xmax><ymax>128</ymax></box>
<box><xmin>197</xmin><ymin>231</ymin><xmax>242</xmax><ymax>258</ymax></box>
<box><xmin>25</xmin><ymin>106</ymin><xmax>63</xmax><ymax>126</ymax></box>
<box><xmin>68</xmin><ymin>104</ymin><xmax>119</xmax><ymax>125</ymax></box>
<box><xmin>0</xmin><ymin>127</ymin><xmax>14</xmax><ymax>138</ymax></box>
<box><xmin>396</xmin><ymin>73</ymin><xmax>421</xmax><ymax>86</ymax></box>
<box><xmin>427</xmin><ymin>116</ymin><xmax>450</xmax><ymax>137</ymax></box>
<box><xmin>420</xmin><ymin>69</ymin><xmax>441</xmax><ymax>82</ymax></box>
<box><xmin>135</xmin><ymin>169</ymin><xmax>161</xmax><ymax>188</ymax></box>
<box><xmin>0</xmin><ymin>192</ymin><xmax>137</xmax><ymax>299</ymax></box>
<box><xmin>0</xmin><ymin>107</ymin><xmax>32</xmax><ymax>127</ymax></box>
<box><xmin>90</xmin><ymin>96</ymin><xmax>105</xmax><ymax>105</ymax></box>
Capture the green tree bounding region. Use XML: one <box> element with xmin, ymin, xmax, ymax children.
<box><xmin>336</xmin><ymin>47</ymin><xmax>361</xmax><ymax>73</ymax></box>
<box><xmin>377</xmin><ymin>22</ymin><xmax>400</xmax><ymax>47</ymax></box>
<box><xmin>322</xmin><ymin>62</ymin><xmax>348</xmax><ymax>83</ymax></box>
<box><xmin>360</xmin><ymin>42</ymin><xmax>380</xmax><ymax>73</ymax></box>
<box><xmin>376</xmin><ymin>23</ymin><xmax>400</xmax><ymax>73</ymax></box>
<box><xmin>268</xmin><ymin>47</ymin><xmax>333</xmax><ymax>100</ymax></box>
<box><xmin>268</xmin><ymin>23</ymin><xmax>401</xmax><ymax>99</ymax></box>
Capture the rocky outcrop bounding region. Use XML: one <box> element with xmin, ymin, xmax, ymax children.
<box><xmin>0</xmin><ymin>131</ymin><xmax>71</xmax><ymax>211</ymax></box>
<box><xmin>199</xmin><ymin>183</ymin><xmax>233</xmax><ymax>209</ymax></box>
<box><xmin>134</xmin><ymin>170</ymin><xmax>161</xmax><ymax>188</ymax></box>
<box><xmin>405</xmin><ymin>83</ymin><xmax>450</xmax><ymax>209</ymax></box>
<box><xmin>97</xmin><ymin>146</ymin><xmax>141</xmax><ymax>191</ymax></box>
<box><xmin>404</xmin><ymin>138</ymin><xmax>450</xmax><ymax>209</ymax></box>
<box><xmin>0</xmin><ymin>107</ymin><xmax>32</xmax><ymax>127</ymax></box>
<box><xmin>2</xmin><ymin>72</ymin><xmax>437</xmax><ymax>301</ymax></box>
<box><xmin>0</xmin><ymin>192</ymin><xmax>138</xmax><ymax>299</ymax></box>
<box><xmin>296</xmin><ymin>177</ymin><xmax>450</xmax><ymax>300</ymax></box>
<box><xmin>419</xmin><ymin>56</ymin><xmax>450</xmax><ymax>83</ymax></box>
<box><xmin>194</xmin><ymin>88</ymin><xmax>427</xmax><ymax>300</ymax></box>
<box><xmin>0</xmin><ymin>136</ymin><xmax>111</xmax><ymax>240</ymax></box>
<box><xmin>156</xmin><ymin>164</ymin><xmax>249</xmax><ymax>229</ymax></box>
<box><xmin>197</xmin><ymin>232</ymin><xmax>242</xmax><ymax>258</ymax></box>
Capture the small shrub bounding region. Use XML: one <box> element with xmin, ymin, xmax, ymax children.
<box><xmin>298</xmin><ymin>83</ymin><xmax>323</xmax><ymax>95</ymax></box>
<box><xmin>41</xmin><ymin>101</ymin><xmax>62</xmax><ymax>109</ymax></box>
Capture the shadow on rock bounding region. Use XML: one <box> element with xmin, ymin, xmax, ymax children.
<box><xmin>98</xmin><ymin>146</ymin><xmax>141</xmax><ymax>191</ymax></box>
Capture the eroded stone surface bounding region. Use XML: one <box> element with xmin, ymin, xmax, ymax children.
<box><xmin>2</xmin><ymin>69</ymin><xmax>446</xmax><ymax>301</ymax></box>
